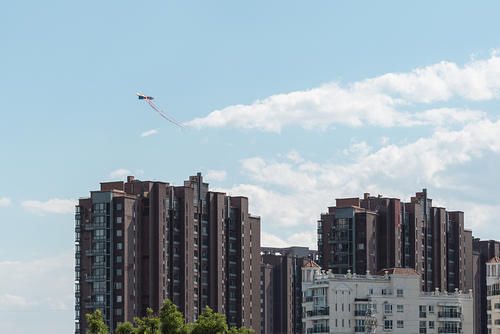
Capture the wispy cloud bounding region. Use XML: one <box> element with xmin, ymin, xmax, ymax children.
<box><xmin>141</xmin><ymin>129</ymin><xmax>158</xmax><ymax>137</ymax></box>
<box><xmin>0</xmin><ymin>251</ymin><xmax>73</xmax><ymax>312</ymax></box>
<box><xmin>109</xmin><ymin>169</ymin><xmax>131</xmax><ymax>179</ymax></box>
<box><xmin>186</xmin><ymin>52</ymin><xmax>500</xmax><ymax>132</ymax></box>
<box><xmin>0</xmin><ymin>197</ymin><xmax>12</xmax><ymax>207</ymax></box>
<box><xmin>21</xmin><ymin>198</ymin><xmax>76</xmax><ymax>214</ymax></box>
<box><xmin>205</xmin><ymin>170</ymin><xmax>227</xmax><ymax>182</ymax></box>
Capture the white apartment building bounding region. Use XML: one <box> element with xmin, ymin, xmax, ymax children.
<box><xmin>302</xmin><ymin>261</ymin><xmax>473</xmax><ymax>334</ymax></box>
<box><xmin>487</xmin><ymin>256</ymin><xmax>500</xmax><ymax>334</ymax></box>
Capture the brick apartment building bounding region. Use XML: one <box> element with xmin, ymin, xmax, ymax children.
<box><xmin>75</xmin><ymin>173</ymin><xmax>261</xmax><ymax>333</ymax></box>
<box><xmin>260</xmin><ymin>247</ymin><xmax>317</xmax><ymax>334</ymax></box>
<box><xmin>317</xmin><ymin>189</ymin><xmax>474</xmax><ymax>294</ymax></box>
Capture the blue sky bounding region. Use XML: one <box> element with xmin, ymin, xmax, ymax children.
<box><xmin>2</xmin><ymin>1</ymin><xmax>500</xmax><ymax>332</ymax></box>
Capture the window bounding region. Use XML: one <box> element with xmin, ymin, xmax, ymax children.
<box><xmin>397</xmin><ymin>320</ymin><xmax>404</xmax><ymax>328</ymax></box>
<box><xmin>116</xmin><ymin>295</ymin><xmax>122</xmax><ymax>303</ymax></box>
<box><xmin>116</xmin><ymin>203</ymin><xmax>122</xmax><ymax>211</ymax></box>
<box><xmin>116</xmin><ymin>243</ymin><xmax>123</xmax><ymax>250</ymax></box>
<box><xmin>397</xmin><ymin>289</ymin><xmax>404</xmax><ymax>297</ymax></box>
<box><xmin>429</xmin><ymin>321</ymin><xmax>434</xmax><ymax>329</ymax></box>
<box><xmin>116</xmin><ymin>230</ymin><xmax>122</xmax><ymax>237</ymax></box>
<box><xmin>94</xmin><ymin>229</ymin><xmax>105</xmax><ymax>239</ymax></box>
<box><xmin>116</xmin><ymin>217</ymin><xmax>122</xmax><ymax>224</ymax></box>
<box><xmin>114</xmin><ymin>282</ymin><xmax>122</xmax><ymax>289</ymax></box>
<box><xmin>384</xmin><ymin>320</ymin><xmax>393</xmax><ymax>331</ymax></box>
<box><xmin>429</xmin><ymin>305</ymin><xmax>434</xmax><ymax>313</ymax></box>
<box><xmin>397</xmin><ymin>305</ymin><xmax>404</xmax><ymax>312</ymax></box>
<box><xmin>116</xmin><ymin>256</ymin><xmax>122</xmax><ymax>263</ymax></box>
<box><xmin>419</xmin><ymin>305</ymin><xmax>427</xmax><ymax>318</ymax></box>
<box><xmin>115</xmin><ymin>308</ymin><xmax>122</xmax><ymax>316</ymax></box>
<box><xmin>384</xmin><ymin>303</ymin><xmax>392</xmax><ymax>314</ymax></box>
<box><xmin>116</xmin><ymin>269</ymin><xmax>122</xmax><ymax>276</ymax></box>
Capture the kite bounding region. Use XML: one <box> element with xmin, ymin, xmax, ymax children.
<box><xmin>137</xmin><ymin>92</ymin><xmax>183</xmax><ymax>128</ymax></box>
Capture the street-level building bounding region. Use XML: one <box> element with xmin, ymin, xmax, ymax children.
<box><xmin>302</xmin><ymin>261</ymin><xmax>473</xmax><ymax>334</ymax></box>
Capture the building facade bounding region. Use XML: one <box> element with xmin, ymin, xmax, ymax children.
<box><xmin>317</xmin><ymin>190</ymin><xmax>473</xmax><ymax>295</ymax></box>
<box><xmin>260</xmin><ymin>247</ymin><xmax>317</xmax><ymax>334</ymax></box>
<box><xmin>487</xmin><ymin>256</ymin><xmax>500</xmax><ymax>333</ymax></box>
<box><xmin>302</xmin><ymin>262</ymin><xmax>474</xmax><ymax>334</ymax></box>
<box><xmin>473</xmin><ymin>239</ymin><xmax>500</xmax><ymax>334</ymax></box>
<box><xmin>75</xmin><ymin>174</ymin><xmax>261</xmax><ymax>333</ymax></box>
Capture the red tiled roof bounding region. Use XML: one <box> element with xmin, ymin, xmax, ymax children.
<box><xmin>303</xmin><ymin>259</ymin><xmax>320</xmax><ymax>268</ymax></box>
<box><xmin>375</xmin><ymin>268</ymin><xmax>419</xmax><ymax>276</ymax></box>
<box><xmin>488</xmin><ymin>256</ymin><xmax>500</xmax><ymax>263</ymax></box>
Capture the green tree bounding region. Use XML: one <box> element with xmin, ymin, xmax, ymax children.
<box><xmin>227</xmin><ymin>326</ymin><xmax>254</xmax><ymax>334</ymax></box>
<box><xmin>190</xmin><ymin>306</ymin><xmax>228</xmax><ymax>334</ymax></box>
<box><xmin>135</xmin><ymin>308</ymin><xmax>161</xmax><ymax>334</ymax></box>
<box><xmin>116</xmin><ymin>321</ymin><xmax>136</xmax><ymax>334</ymax></box>
<box><xmin>159</xmin><ymin>299</ymin><xmax>187</xmax><ymax>334</ymax></box>
<box><xmin>86</xmin><ymin>309</ymin><xmax>109</xmax><ymax>334</ymax></box>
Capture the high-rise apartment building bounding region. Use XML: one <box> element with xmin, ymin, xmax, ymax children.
<box><xmin>317</xmin><ymin>190</ymin><xmax>473</xmax><ymax>294</ymax></box>
<box><xmin>259</xmin><ymin>247</ymin><xmax>317</xmax><ymax>334</ymax></box>
<box><xmin>75</xmin><ymin>174</ymin><xmax>261</xmax><ymax>333</ymax></box>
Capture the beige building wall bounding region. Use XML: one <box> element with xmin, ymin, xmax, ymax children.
<box><xmin>302</xmin><ymin>264</ymin><xmax>474</xmax><ymax>334</ymax></box>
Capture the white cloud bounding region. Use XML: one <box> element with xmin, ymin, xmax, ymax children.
<box><xmin>224</xmin><ymin>119</ymin><xmax>500</xmax><ymax>234</ymax></box>
<box><xmin>21</xmin><ymin>198</ymin><xmax>76</xmax><ymax>214</ymax></box>
<box><xmin>109</xmin><ymin>169</ymin><xmax>131</xmax><ymax>179</ymax></box>
<box><xmin>285</xmin><ymin>150</ymin><xmax>304</xmax><ymax>163</ymax></box>
<box><xmin>261</xmin><ymin>231</ymin><xmax>317</xmax><ymax>250</ymax></box>
<box><xmin>141</xmin><ymin>129</ymin><xmax>158</xmax><ymax>137</ymax></box>
<box><xmin>343</xmin><ymin>141</ymin><xmax>372</xmax><ymax>159</ymax></box>
<box><xmin>0</xmin><ymin>197</ymin><xmax>12</xmax><ymax>207</ymax></box>
<box><xmin>205</xmin><ymin>170</ymin><xmax>227</xmax><ymax>182</ymax></box>
<box><xmin>186</xmin><ymin>52</ymin><xmax>500</xmax><ymax>132</ymax></box>
<box><xmin>0</xmin><ymin>251</ymin><xmax>73</xmax><ymax>312</ymax></box>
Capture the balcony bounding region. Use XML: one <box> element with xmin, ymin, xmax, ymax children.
<box><xmin>354</xmin><ymin>310</ymin><xmax>366</xmax><ymax>317</ymax></box>
<box><xmin>307</xmin><ymin>326</ymin><xmax>329</xmax><ymax>334</ymax></box>
<box><xmin>85</xmin><ymin>301</ymin><xmax>105</xmax><ymax>309</ymax></box>
<box><xmin>420</xmin><ymin>312</ymin><xmax>427</xmax><ymax>318</ymax></box>
<box><xmin>84</xmin><ymin>223</ymin><xmax>106</xmax><ymax>231</ymax></box>
<box><xmin>354</xmin><ymin>326</ymin><xmax>365</xmax><ymax>333</ymax></box>
<box><xmin>438</xmin><ymin>328</ymin><xmax>461</xmax><ymax>333</ymax></box>
<box><xmin>85</xmin><ymin>249</ymin><xmax>106</xmax><ymax>256</ymax></box>
<box><xmin>307</xmin><ymin>307</ymin><xmax>329</xmax><ymax>317</ymax></box>
<box><xmin>438</xmin><ymin>311</ymin><xmax>461</xmax><ymax>319</ymax></box>
<box><xmin>85</xmin><ymin>275</ymin><xmax>106</xmax><ymax>283</ymax></box>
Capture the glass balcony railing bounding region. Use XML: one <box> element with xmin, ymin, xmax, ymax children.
<box><xmin>438</xmin><ymin>311</ymin><xmax>461</xmax><ymax>318</ymax></box>
<box><xmin>307</xmin><ymin>308</ymin><xmax>329</xmax><ymax>317</ymax></box>
<box><xmin>307</xmin><ymin>326</ymin><xmax>329</xmax><ymax>334</ymax></box>
<box><xmin>85</xmin><ymin>301</ymin><xmax>105</xmax><ymax>309</ymax></box>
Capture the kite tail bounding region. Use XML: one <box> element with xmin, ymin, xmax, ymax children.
<box><xmin>146</xmin><ymin>99</ymin><xmax>184</xmax><ymax>128</ymax></box>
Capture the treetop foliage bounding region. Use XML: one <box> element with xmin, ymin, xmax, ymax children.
<box><xmin>85</xmin><ymin>300</ymin><xmax>254</xmax><ymax>334</ymax></box>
